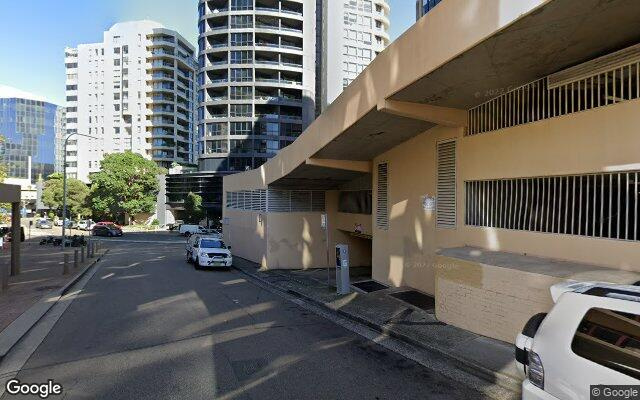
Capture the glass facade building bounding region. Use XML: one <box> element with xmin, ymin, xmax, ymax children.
<box><xmin>0</xmin><ymin>97</ymin><xmax>59</xmax><ymax>183</ymax></box>
<box><xmin>416</xmin><ymin>0</ymin><xmax>442</xmax><ymax>20</ymax></box>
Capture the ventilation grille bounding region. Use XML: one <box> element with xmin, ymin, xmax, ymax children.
<box><xmin>465</xmin><ymin>171</ymin><xmax>640</xmax><ymax>242</ymax></box>
<box><xmin>437</xmin><ymin>140</ymin><xmax>456</xmax><ymax>228</ymax></box>
<box><xmin>468</xmin><ymin>43</ymin><xmax>640</xmax><ymax>136</ymax></box>
<box><xmin>376</xmin><ymin>163</ymin><xmax>389</xmax><ymax>230</ymax></box>
<box><xmin>226</xmin><ymin>189</ymin><xmax>325</xmax><ymax>213</ymax></box>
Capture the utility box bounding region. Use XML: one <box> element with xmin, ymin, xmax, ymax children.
<box><xmin>335</xmin><ymin>244</ymin><xmax>350</xmax><ymax>294</ymax></box>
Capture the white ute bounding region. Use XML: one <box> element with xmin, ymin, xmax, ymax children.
<box><xmin>516</xmin><ymin>281</ymin><xmax>640</xmax><ymax>400</ymax></box>
<box><xmin>186</xmin><ymin>235</ymin><xmax>232</xmax><ymax>269</ymax></box>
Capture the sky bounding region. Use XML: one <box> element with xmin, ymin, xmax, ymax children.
<box><xmin>0</xmin><ymin>0</ymin><xmax>415</xmax><ymax>106</ymax></box>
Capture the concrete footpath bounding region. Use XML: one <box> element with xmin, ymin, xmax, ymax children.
<box><xmin>232</xmin><ymin>257</ymin><xmax>522</xmax><ymax>393</ymax></box>
<box><xmin>0</xmin><ymin>239</ymin><xmax>107</xmax><ymax>362</ymax></box>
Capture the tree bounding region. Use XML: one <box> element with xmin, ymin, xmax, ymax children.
<box><xmin>183</xmin><ymin>192</ymin><xmax>205</xmax><ymax>223</ymax></box>
<box><xmin>41</xmin><ymin>172</ymin><xmax>91</xmax><ymax>219</ymax></box>
<box><xmin>89</xmin><ymin>151</ymin><xmax>165</xmax><ymax>223</ymax></box>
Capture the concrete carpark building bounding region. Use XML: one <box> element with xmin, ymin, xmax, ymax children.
<box><xmin>222</xmin><ymin>0</ymin><xmax>640</xmax><ymax>344</ymax></box>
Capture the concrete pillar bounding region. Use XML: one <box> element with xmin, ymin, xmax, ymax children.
<box><xmin>74</xmin><ymin>249</ymin><xmax>79</xmax><ymax>269</ymax></box>
<box><xmin>88</xmin><ymin>241</ymin><xmax>93</xmax><ymax>259</ymax></box>
<box><xmin>81</xmin><ymin>245</ymin><xmax>85</xmax><ymax>262</ymax></box>
<box><xmin>63</xmin><ymin>253</ymin><xmax>70</xmax><ymax>275</ymax></box>
<box><xmin>10</xmin><ymin>202</ymin><xmax>20</xmax><ymax>276</ymax></box>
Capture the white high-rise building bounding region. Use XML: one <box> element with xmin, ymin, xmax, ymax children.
<box><xmin>196</xmin><ymin>0</ymin><xmax>390</xmax><ymax>173</ymax></box>
<box><xmin>197</xmin><ymin>0</ymin><xmax>317</xmax><ymax>173</ymax></box>
<box><xmin>317</xmin><ymin>0</ymin><xmax>390</xmax><ymax>112</ymax></box>
<box><xmin>64</xmin><ymin>21</ymin><xmax>198</xmax><ymax>182</ymax></box>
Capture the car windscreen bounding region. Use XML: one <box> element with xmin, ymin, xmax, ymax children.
<box><xmin>200</xmin><ymin>239</ymin><xmax>224</xmax><ymax>249</ymax></box>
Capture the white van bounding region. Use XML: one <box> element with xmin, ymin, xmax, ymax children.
<box><xmin>178</xmin><ymin>224</ymin><xmax>207</xmax><ymax>236</ymax></box>
<box><xmin>516</xmin><ymin>281</ymin><xmax>640</xmax><ymax>400</ymax></box>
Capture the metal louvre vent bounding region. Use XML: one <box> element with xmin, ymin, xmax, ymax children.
<box><xmin>226</xmin><ymin>189</ymin><xmax>325</xmax><ymax>213</ymax></box>
<box><xmin>311</xmin><ymin>191</ymin><xmax>325</xmax><ymax>212</ymax></box>
<box><xmin>468</xmin><ymin>44</ymin><xmax>640</xmax><ymax>136</ymax></box>
<box><xmin>267</xmin><ymin>189</ymin><xmax>290</xmax><ymax>212</ymax></box>
<box><xmin>465</xmin><ymin>171</ymin><xmax>640</xmax><ymax>242</ymax></box>
<box><xmin>291</xmin><ymin>191</ymin><xmax>312</xmax><ymax>212</ymax></box>
<box><xmin>376</xmin><ymin>163</ymin><xmax>389</xmax><ymax>230</ymax></box>
<box><xmin>437</xmin><ymin>140</ymin><xmax>456</xmax><ymax>228</ymax></box>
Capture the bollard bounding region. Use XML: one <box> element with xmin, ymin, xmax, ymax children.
<box><xmin>88</xmin><ymin>241</ymin><xmax>94</xmax><ymax>259</ymax></box>
<box><xmin>63</xmin><ymin>253</ymin><xmax>70</xmax><ymax>275</ymax></box>
<box><xmin>81</xmin><ymin>245</ymin><xmax>85</xmax><ymax>263</ymax></box>
<box><xmin>74</xmin><ymin>249</ymin><xmax>79</xmax><ymax>269</ymax></box>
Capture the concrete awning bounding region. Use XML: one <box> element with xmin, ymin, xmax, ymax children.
<box><xmin>225</xmin><ymin>0</ymin><xmax>640</xmax><ymax>192</ymax></box>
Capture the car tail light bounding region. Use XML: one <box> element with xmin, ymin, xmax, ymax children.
<box><xmin>528</xmin><ymin>350</ymin><xmax>544</xmax><ymax>390</ymax></box>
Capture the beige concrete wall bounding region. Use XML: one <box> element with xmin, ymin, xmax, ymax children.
<box><xmin>457</xmin><ymin>99</ymin><xmax>640</xmax><ymax>271</ymax></box>
<box><xmin>223</xmin><ymin>208</ymin><xmax>267</xmax><ymax>268</ymax></box>
<box><xmin>372</xmin><ymin>100</ymin><xmax>640</xmax><ymax>299</ymax></box>
<box><xmin>435</xmin><ymin>255</ymin><xmax>640</xmax><ymax>343</ymax></box>
<box><xmin>372</xmin><ymin>125</ymin><xmax>464</xmax><ymax>295</ymax></box>
<box><xmin>265</xmin><ymin>212</ymin><xmax>329</xmax><ymax>269</ymax></box>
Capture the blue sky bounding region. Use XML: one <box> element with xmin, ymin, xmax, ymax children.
<box><xmin>0</xmin><ymin>1</ymin><xmax>415</xmax><ymax>106</ymax></box>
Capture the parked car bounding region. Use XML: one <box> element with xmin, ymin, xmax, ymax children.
<box><xmin>179</xmin><ymin>224</ymin><xmax>208</xmax><ymax>237</ymax></box>
<box><xmin>77</xmin><ymin>219</ymin><xmax>95</xmax><ymax>231</ymax></box>
<box><xmin>91</xmin><ymin>223</ymin><xmax>123</xmax><ymax>237</ymax></box>
<box><xmin>96</xmin><ymin>221</ymin><xmax>122</xmax><ymax>228</ymax></box>
<box><xmin>185</xmin><ymin>235</ymin><xmax>232</xmax><ymax>269</ymax></box>
<box><xmin>515</xmin><ymin>281</ymin><xmax>640</xmax><ymax>400</ymax></box>
<box><xmin>35</xmin><ymin>218</ymin><xmax>53</xmax><ymax>229</ymax></box>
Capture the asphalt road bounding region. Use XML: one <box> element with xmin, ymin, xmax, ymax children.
<box><xmin>2</xmin><ymin>232</ymin><xmax>490</xmax><ymax>399</ymax></box>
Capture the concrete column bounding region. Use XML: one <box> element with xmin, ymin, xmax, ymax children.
<box><xmin>10</xmin><ymin>202</ymin><xmax>20</xmax><ymax>276</ymax></box>
<box><xmin>74</xmin><ymin>249</ymin><xmax>79</xmax><ymax>269</ymax></box>
<box><xmin>63</xmin><ymin>253</ymin><xmax>70</xmax><ymax>275</ymax></box>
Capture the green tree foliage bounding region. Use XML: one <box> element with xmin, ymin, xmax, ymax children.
<box><xmin>89</xmin><ymin>152</ymin><xmax>165</xmax><ymax>223</ymax></box>
<box><xmin>41</xmin><ymin>172</ymin><xmax>91</xmax><ymax>218</ymax></box>
<box><xmin>183</xmin><ymin>192</ymin><xmax>205</xmax><ymax>223</ymax></box>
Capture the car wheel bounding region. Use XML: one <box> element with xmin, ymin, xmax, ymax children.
<box><xmin>108</xmin><ymin>232</ymin><xmax>113</xmax><ymax>237</ymax></box>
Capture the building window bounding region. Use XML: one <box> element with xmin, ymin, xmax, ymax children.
<box><xmin>437</xmin><ymin>140</ymin><xmax>456</xmax><ymax>228</ymax></box>
<box><xmin>230</xmin><ymin>104</ymin><xmax>252</xmax><ymax>117</ymax></box>
<box><xmin>230</xmin><ymin>86</ymin><xmax>252</xmax><ymax>100</ymax></box>
<box><xmin>231</xmin><ymin>68</ymin><xmax>252</xmax><ymax>82</ymax></box>
<box><xmin>231</xmin><ymin>33</ymin><xmax>253</xmax><ymax>47</ymax></box>
<box><xmin>376</xmin><ymin>163</ymin><xmax>389</xmax><ymax>230</ymax></box>
<box><xmin>230</xmin><ymin>122</ymin><xmax>253</xmax><ymax>135</ymax></box>
<box><xmin>465</xmin><ymin>171</ymin><xmax>640</xmax><ymax>242</ymax></box>
<box><xmin>230</xmin><ymin>50</ymin><xmax>253</xmax><ymax>64</ymax></box>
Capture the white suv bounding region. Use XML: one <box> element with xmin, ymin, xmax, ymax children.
<box><xmin>516</xmin><ymin>281</ymin><xmax>640</xmax><ymax>400</ymax></box>
<box><xmin>186</xmin><ymin>235</ymin><xmax>232</xmax><ymax>269</ymax></box>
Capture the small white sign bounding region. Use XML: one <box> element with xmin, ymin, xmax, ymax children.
<box><xmin>421</xmin><ymin>195</ymin><xmax>436</xmax><ymax>211</ymax></box>
<box><xmin>321</xmin><ymin>213</ymin><xmax>327</xmax><ymax>229</ymax></box>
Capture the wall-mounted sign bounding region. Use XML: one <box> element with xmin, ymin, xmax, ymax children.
<box><xmin>321</xmin><ymin>213</ymin><xmax>327</xmax><ymax>229</ymax></box>
<box><xmin>421</xmin><ymin>195</ymin><xmax>436</xmax><ymax>211</ymax></box>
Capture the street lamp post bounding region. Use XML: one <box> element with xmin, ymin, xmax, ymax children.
<box><xmin>61</xmin><ymin>132</ymin><xmax>97</xmax><ymax>250</ymax></box>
